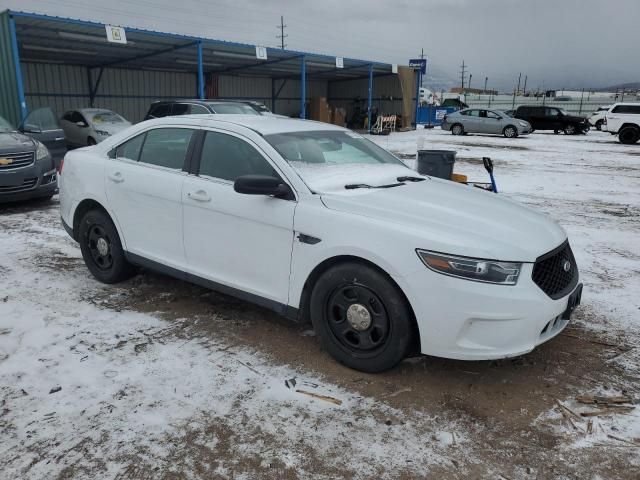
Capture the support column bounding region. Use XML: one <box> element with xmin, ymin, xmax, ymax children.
<box><xmin>197</xmin><ymin>41</ymin><xmax>205</xmax><ymax>100</ymax></box>
<box><xmin>367</xmin><ymin>64</ymin><xmax>373</xmax><ymax>133</ymax></box>
<box><xmin>271</xmin><ymin>77</ymin><xmax>276</xmax><ymax>114</ymax></box>
<box><xmin>8</xmin><ymin>15</ymin><xmax>27</xmax><ymax>123</ymax></box>
<box><xmin>414</xmin><ymin>70</ymin><xmax>421</xmax><ymax>129</ymax></box>
<box><xmin>300</xmin><ymin>56</ymin><xmax>306</xmax><ymax>119</ymax></box>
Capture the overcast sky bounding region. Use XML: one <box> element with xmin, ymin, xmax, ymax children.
<box><xmin>2</xmin><ymin>0</ymin><xmax>638</xmax><ymax>91</ymax></box>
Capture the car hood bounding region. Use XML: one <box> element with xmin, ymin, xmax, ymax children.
<box><xmin>320</xmin><ymin>178</ymin><xmax>566</xmax><ymax>262</ymax></box>
<box><xmin>0</xmin><ymin>131</ymin><xmax>36</xmax><ymax>153</ymax></box>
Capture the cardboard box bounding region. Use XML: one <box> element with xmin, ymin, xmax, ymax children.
<box><xmin>309</xmin><ymin>97</ymin><xmax>331</xmax><ymax>123</ymax></box>
<box><xmin>332</xmin><ymin>107</ymin><xmax>346</xmax><ymax>127</ymax></box>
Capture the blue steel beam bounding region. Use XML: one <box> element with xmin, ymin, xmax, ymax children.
<box><xmin>300</xmin><ymin>56</ymin><xmax>306</xmax><ymax>119</ymax></box>
<box><xmin>8</xmin><ymin>15</ymin><xmax>27</xmax><ymax>123</ymax></box>
<box><xmin>197</xmin><ymin>41</ymin><xmax>204</xmax><ymax>99</ymax></box>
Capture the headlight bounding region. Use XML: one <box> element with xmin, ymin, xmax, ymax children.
<box><xmin>416</xmin><ymin>250</ymin><xmax>522</xmax><ymax>285</ymax></box>
<box><xmin>518</xmin><ymin>121</ymin><xmax>528</xmax><ymax>127</ymax></box>
<box><xmin>95</xmin><ymin>130</ymin><xmax>110</xmax><ymax>136</ymax></box>
<box><xmin>35</xmin><ymin>141</ymin><xmax>50</xmax><ymax>161</ymax></box>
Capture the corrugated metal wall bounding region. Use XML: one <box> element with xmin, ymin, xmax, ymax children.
<box><xmin>20</xmin><ymin>62</ymin><xmax>334</xmax><ymax>122</ymax></box>
<box><xmin>329</xmin><ymin>75</ymin><xmax>404</xmax><ymax>120</ymax></box>
<box><xmin>0</xmin><ymin>11</ymin><xmax>21</xmax><ymax>127</ymax></box>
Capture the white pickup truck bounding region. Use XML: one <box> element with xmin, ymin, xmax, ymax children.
<box><xmin>603</xmin><ymin>103</ymin><xmax>640</xmax><ymax>144</ymax></box>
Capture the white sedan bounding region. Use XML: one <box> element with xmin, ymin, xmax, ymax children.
<box><xmin>60</xmin><ymin>108</ymin><xmax>131</xmax><ymax>147</ymax></box>
<box><xmin>59</xmin><ymin>115</ymin><xmax>582</xmax><ymax>372</ymax></box>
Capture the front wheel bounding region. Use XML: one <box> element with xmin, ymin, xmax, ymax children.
<box><xmin>595</xmin><ymin>119</ymin><xmax>603</xmax><ymax>131</ymax></box>
<box><xmin>564</xmin><ymin>124</ymin><xmax>577</xmax><ymax>135</ymax></box>
<box><xmin>79</xmin><ymin>209</ymin><xmax>135</xmax><ymax>283</ymax></box>
<box><xmin>451</xmin><ymin>124</ymin><xmax>464</xmax><ymax>135</ymax></box>
<box><xmin>503</xmin><ymin>125</ymin><xmax>518</xmax><ymax>138</ymax></box>
<box><xmin>310</xmin><ymin>262</ymin><xmax>415</xmax><ymax>373</ymax></box>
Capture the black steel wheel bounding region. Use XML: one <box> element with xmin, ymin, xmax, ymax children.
<box><xmin>619</xmin><ymin>126</ymin><xmax>640</xmax><ymax>145</ymax></box>
<box><xmin>310</xmin><ymin>262</ymin><xmax>415</xmax><ymax>372</ymax></box>
<box><xmin>79</xmin><ymin>209</ymin><xmax>135</xmax><ymax>283</ymax></box>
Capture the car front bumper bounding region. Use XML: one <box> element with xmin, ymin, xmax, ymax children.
<box><xmin>0</xmin><ymin>161</ymin><xmax>58</xmax><ymax>203</ymax></box>
<box><xmin>397</xmin><ymin>263</ymin><xmax>581</xmax><ymax>360</ymax></box>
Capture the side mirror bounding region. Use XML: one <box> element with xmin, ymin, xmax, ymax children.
<box><xmin>20</xmin><ymin>124</ymin><xmax>42</xmax><ymax>134</ymax></box>
<box><xmin>234</xmin><ymin>175</ymin><xmax>294</xmax><ymax>200</ymax></box>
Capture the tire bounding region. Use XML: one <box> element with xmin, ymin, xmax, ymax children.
<box><xmin>87</xmin><ymin>137</ymin><xmax>97</xmax><ymax>146</ymax></box>
<box><xmin>563</xmin><ymin>124</ymin><xmax>576</xmax><ymax>135</ymax></box>
<box><xmin>78</xmin><ymin>209</ymin><xmax>135</xmax><ymax>283</ymax></box>
<box><xmin>553</xmin><ymin>129</ymin><xmax>560</xmax><ymax>134</ymax></box>
<box><xmin>309</xmin><ymin>262</ymin><xmax>415</xmax><ymax>373</ymax></box>
<box><xmin>595</xmin><ymin>119</ymin><xmax>603</xmax><ymax>131</ymax></box>
<box><xmin>451</xmin><ymin>124</ymin><xmax>464</xmax><ymax>136</ymax></box>
<box><xmin>503</xmin><ymin>125</ymin><xmax>518</xmax><ymax>138</ymax></box>
<box><xmin>619</xmin><ymin>126</ymin><xmax>640</xmax><ymax>145</ymax></box>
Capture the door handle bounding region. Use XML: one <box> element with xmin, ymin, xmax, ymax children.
<box><xmin>187</xmin><ymin>190</ymin><xmax>211</xmax><ymax>202</ymax></box>
<box><xmin>108</xmin><ymin>172</ymin><xmax>124</xmax><ymax>183</ymax></box>
<box><xmin>54</xmin><ymin>137</ymin><xmax>64</xmax><ymax>141</ymax></box>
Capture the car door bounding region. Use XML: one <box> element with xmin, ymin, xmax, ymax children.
<box><xmin>105</xmin><ymin>126</ymin><xmax>196</xmax><ymax>270</ymax></box>
<box><xmin>462</xmin><ymin>109</ymin><xmax>481</xmax><ymax>132</ymax></box>
<box><xmin>182</xmin><ymin>129</ymin><xmax>296</xmax><ymax>305</ymax></box>
<box><xmin>19</xmin><ymin>107</ymin><xmax>67</xmax><ymax>167</ymax></box>
<box><xmin>485</xmin><ymin>110</ymin><xmax>503</xmax><ymax>134</ymax></box>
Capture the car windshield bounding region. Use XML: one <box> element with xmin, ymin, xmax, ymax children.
<box><xmin>208</xmin><ymin>103</ymin><xmax>260</xmax><ymax>115</ymax></box>
<box><xmin>265</xmin><ymin>130</ymin><xmax>409</xmax><ymax>191</ymax></box>
<box><xmin>0</xmin><ymin>116</ymin><xmax>15</xmax><ymax>132</ymax></box>
<box><xmin>90</xmin><ymin>112</ymin><xmax>126</xmax><ymax>125</ymax></box>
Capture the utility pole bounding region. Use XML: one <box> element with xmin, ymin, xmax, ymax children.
<box><xmin>468</xmin><ymin>74</ymin><xmax>473</xmax><ymax>91</ymax></box>
<box><xmin>523</xmin><ymin>75</ymin><xmax>527</xmax><ymax>95</ymax></box>
<box><xmin>276</xmin><ymin>16</ymin><xmax>287</xmax><ymax>50</ymax></box>
<box><xmin>459</xmin><ymin>60</ymin><xmax>467</xmax><ymax>89</ymax></box>
<box><xmin>516</xmin><ymin>72</ymin><xmax>522</xmax><ymax>95</ymax></box>
<box><xmin>484</xmin><ymin>76</ymin><xmax>488</xmax><ymax>94</ymax></box>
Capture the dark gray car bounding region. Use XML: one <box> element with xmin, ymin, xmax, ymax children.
<box><xmin>441</xmin><ymin>108</ymin><xmax>531</xmax><ymax>138</ymax></box>
<box><xmin>0</xmin><ymin>113</ymin><xmax>58</xmax><ymax>203</ymax></box>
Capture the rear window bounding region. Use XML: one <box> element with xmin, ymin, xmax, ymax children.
<box><xmin>208</xmin><ymin>103</ymin><xmax>260</xmax><ymax>115</ymax></box>
<box><xmin>148</xmin><ymin>104</ymin><xmax>171</xmax><ymax>118</ymax></box>
<box><xmin>611</xmin><ymin>105</ymin><xmax>640</xmax><ymax>114</ymax></box>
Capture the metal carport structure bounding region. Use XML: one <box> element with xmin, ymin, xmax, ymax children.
<box><xmin>0</xmin><ymin>10</ymin><xmax>404</xmax><ymax>130</ymax></box>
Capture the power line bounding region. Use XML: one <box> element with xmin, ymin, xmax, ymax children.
<box><xmin>276</xmin><ymin>15</ymin><xmax>288</xmax><ymax>50</ymax></box>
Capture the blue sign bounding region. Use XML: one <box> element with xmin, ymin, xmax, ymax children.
<box><xmin>409</xmin><ymin>58</ymin><xmax>427</xmax><ymax>74</ymax></box>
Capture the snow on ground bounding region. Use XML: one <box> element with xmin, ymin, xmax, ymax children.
<box><xmin>369</xmin><ymin>128</ymin><xmax>640</xmax><ymax>451</ymax></box>
<box><xmin>1</xmin><ymin>128</ymin><xmax>639</xmax><ymax>478</ymax></box>
<box><xmin>0</xmin><ymin>206</ymin><xmax>471</xmax><ymax>478</ymax></box>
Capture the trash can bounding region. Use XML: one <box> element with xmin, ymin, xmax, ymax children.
<box><xmin>416</xmin><ymin>150</ymin><xmax>456</xmax><ymax>180</ymax></box>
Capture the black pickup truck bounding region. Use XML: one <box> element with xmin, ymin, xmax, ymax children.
<box><xmin>514</xmin><ymin>106</ymin><xmax>589</xmax><ymax>135</ymax></box>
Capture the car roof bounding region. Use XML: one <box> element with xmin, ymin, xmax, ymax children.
<box><xmin>78</xmin><ymin>108</ymin><xmax>115</xmax><ymax>114</ymax></box>
<box><xmin>144</xmin><ymin>114</ymin><xmax>345</xmax><ymax>135</ymax></box>
<box><xmin>150</xmin><ymin>99</ymin><xmax>256</xmax><ymax>105</ymax></box>
<box><xmin>611</xmin><ymin>102</ymin><xmax>640</xmax><ymax>106</ymax></box>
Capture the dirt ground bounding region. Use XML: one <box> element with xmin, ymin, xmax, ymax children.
<box><xmin>1</xmin><ymin>198</ymin><xmax>636</xmax><ymax>479</ymax></box>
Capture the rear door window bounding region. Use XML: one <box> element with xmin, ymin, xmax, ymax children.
<box><xmin>138</xmin><ymin>128</ymin><xmax>194</xmax><ymax>170</ymax></box>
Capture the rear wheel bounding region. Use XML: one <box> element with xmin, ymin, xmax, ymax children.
<box><xmin>310</xmin><ymin>262</ymin><xmax>415</xmax><ymax>373</ymax></box>
<box><xmin>451</xmin><ymin>124</ymin><xmax>464</xmax><ymax>135</ymax></box>
<box><xmin>503</xmin><ymin>125</ymin><xmax>518</xmax><ymax>138</ymax></box>
<box><xmin>619</xmin><ymin>126</ymin><xmax>640</xmax><ymax>145</ymax></box>
<box><xmin>79</xmin><ymin>209</ymin><xmax>135</xmax><ymax>283</ymax></box>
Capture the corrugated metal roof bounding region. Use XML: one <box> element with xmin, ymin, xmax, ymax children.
<box><xmin>9</xmin><ymin>10</ymin><xmax>395</xmax><ymax>80</ymax></box>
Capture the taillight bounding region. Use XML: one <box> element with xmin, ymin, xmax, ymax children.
<box><xmin>58</xmin><ymin>158</ymin><xmax>64</xmax><ymax>173</ymax></box>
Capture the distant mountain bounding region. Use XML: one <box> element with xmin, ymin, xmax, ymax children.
<box><xmin>596</xmin><ymin>82</ymin><xmax>640</xmax><ymax>91</ymax></box>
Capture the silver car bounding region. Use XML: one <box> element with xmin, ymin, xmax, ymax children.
<box><xmin>441</xmin><ymin>108</ymin><xmax>531</xmax><ymax>138</ymax></box>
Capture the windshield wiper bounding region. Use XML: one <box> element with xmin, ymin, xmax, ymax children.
<box><xmin>397</xmin><ymin>176</ymin><xmax>425</xmax><ymax>182</ymax></box>
<box><xmin>345</xmin><ymin>182</ymin><xmax>404</xmax><ymax>190</ymax></box>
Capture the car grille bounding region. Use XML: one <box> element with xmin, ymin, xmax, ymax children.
<box><xmin>0</xmin><ymin>178</ymin><xmax>38</xmax><ymax>193</ymax></box>
<box><xmin>0</xmin><ymin>151</ymin><xmax>35</xmax><ymax>170</ymax></box>
<box><xmin>532</xmin><ymin>242</ymin><xmax>579</xmax><ymax>299</ymax></box>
